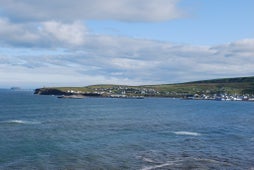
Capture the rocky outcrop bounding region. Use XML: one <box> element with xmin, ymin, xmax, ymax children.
<box><xmin>34</xmin><ymin>88</ymin><xmax>68</xmax><ymax>95</ymax></box>
<box><xmin>34</xmin><ymin>88</ymin><xmax>102</xmax><ymax>97</ymax></box>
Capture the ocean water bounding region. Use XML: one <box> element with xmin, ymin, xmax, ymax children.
<box><xmin>0</xmin><ymin>89</ymin><xmax>254</xmax><ymax>170</ymax></box>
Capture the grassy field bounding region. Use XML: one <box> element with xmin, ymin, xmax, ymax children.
<box><xmin>35</xmin><ymin>76</ymin><xmax>254</xmax><ymax>96</ymax></box>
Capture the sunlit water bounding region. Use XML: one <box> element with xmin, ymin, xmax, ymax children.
<box><xmin>0</xmin><ymin>89</ymin><xmax>254</xmax><ymax>169</ymax></box>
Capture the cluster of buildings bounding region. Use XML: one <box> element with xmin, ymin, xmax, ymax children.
<box><xmin>64</xmin><ymin>86</ymin><xmax>254</xmax><ymax>102</ymax></box>
<box><xmin>90</xmin><ymin>86</ymin><xmax>159</xmax><ymax>97</ymax></box>
<box><xmin>184</xmin><ymin>93</ymin><xmax>254</xmax><ymax>101</ymax></box>
<box><xmin>63</xmin><ymin>86</ymin><xmax>160</xmax><ymax>98</ymax></box>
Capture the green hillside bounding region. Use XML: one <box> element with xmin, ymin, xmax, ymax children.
<box><xmin>35</xmin><ymin>76</ymin><xmax>254</xmax><ymax>97</ymax></box>
<box><xmin>147</xmin><ymin>76</ymin><xmax>254</xmax><ymax>96</ymax></box>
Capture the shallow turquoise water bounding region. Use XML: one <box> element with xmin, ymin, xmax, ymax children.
<box><xmin>0</xmin><ymin>90</ymin><xmax>254</xmax><ymax>169</ymax></box>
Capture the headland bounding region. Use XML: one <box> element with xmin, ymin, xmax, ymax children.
<box><xmin>34</xmin><ymin>76</ymin><xmax>254</xmax><ymax>101</ymax></box>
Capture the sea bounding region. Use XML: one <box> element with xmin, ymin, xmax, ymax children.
<box><xmin>0</xmin><ymin>89</ymin><xmax>254</xmax><ymax>170</ymax></box>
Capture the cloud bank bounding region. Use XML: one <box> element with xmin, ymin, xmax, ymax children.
<box><xmin>0</xmin><ymin>1</ymin><xmax>253</xmax><ymax>88</ymax></box>
<box><xmin>0</xmin><ymin>0</ymin><xmax>182</xmax><ymax>22</ymax></box>
<box><xmin>1</xmin><ymin>32</ymin><xmax>254</xmax><ymax>87</ymax></box>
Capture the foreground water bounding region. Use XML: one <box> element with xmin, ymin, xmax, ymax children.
<box><xmin>0</xmin><ymin>90</ymin><xmax>254</xmax><ymax>169</ymax></box>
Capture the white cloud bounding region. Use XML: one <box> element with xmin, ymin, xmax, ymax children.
<box><xmin>0</xmin><ymin>1</ymin><xmax>253</xmax><ymax>88</ymax></box>
<box><xmin>1</xmin><ymin>37</ymin><xmax>254</xmax><ymax>88</ymax></box>
<box><xmin>0</xmin><ymin>18</ymin><xmax>87</xmax><ymax>47</ymax></box>
<box><xmin>0</xmin><ymin>18</ymin><xmax>40</xmax><ymax>46</ymax></box>
<box><xmin>41</xmin><ymin>21</ymin><xmax>86</xmax><ymax>46</ymax></box>
<box><xmin>110</xmin><ymin>58</ymin><xmax>158</xmax><ymax>70</ymax></box>
<box><xmin>0</xmin><ymin>0</ymin><xmax>183</xmax><ymax>22</ymax></box>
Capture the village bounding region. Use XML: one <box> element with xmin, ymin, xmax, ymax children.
<box><xmin>64</xmin><ymin>85</ymin><xmax>254</xmax><ymax>101</ymax></box>
<box><xmin>66</xmin><ymin>86</ymin><xmax>159</xmax><ymax>98</ymax></box>
<box><xmin>184</xmin><ymin>93</ymin><xmax>254</xmax><ymax>101</ymax></box>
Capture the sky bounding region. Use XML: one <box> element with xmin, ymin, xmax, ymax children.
<box><xmin>0</xmin><ymin>0</ymin><xmax>253</xmax><ymax>88</ymax></box>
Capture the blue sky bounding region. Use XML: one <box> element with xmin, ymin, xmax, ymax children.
<box><xmin>86</xmin><ymin>0</ymin><xmax>254</xmax><ymax>45</ymax></box>
<box><xmin>0</xmin><ymin>0</ymin><xmax>253</xmax><ymax>88</ymax></box>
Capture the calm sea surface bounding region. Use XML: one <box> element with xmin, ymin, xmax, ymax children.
<box><xmin>0</xmin><ymin>89</ymin><xmax>254</xmax><ymax>169</ymax></box>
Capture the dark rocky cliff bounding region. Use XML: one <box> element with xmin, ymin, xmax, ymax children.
<box><xmin>34</xmin><ymin>88</ymin><xmax>68</xmax><ymax>95</ymax></box>
<box><xmin>34</xmin><ymin>88</ymin><xmax>102</xmax><ymax>97</ymax></box>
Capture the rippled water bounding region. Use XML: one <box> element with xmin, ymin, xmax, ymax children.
<box><xmin>0</xmin><ymin>89</ymin><xmax>254</xmax><ymax>169</ymax></box>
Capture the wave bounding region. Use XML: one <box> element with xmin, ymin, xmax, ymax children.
<box><xmin>141</xmin><ymin>161</ymin><xmax>178</xmax><ymax>170</ymax></box>
<box><xmin>141</xmin><ymin>158</ymin><xmax>232</xmax><ymax>170</ymax></box>
<box><xmin>173</xmin><ymin>131</ymin><xmax>201</xmax><ymax>136</ymax></box>
<box><xmin>193</xmin><ymin>158</ymin><xmax>232</xmax><ymax>166</ymax></box>
<box><xmin>142</xmin><ymin>157</ymin><xmax>157</xmax><ymax>163</ymax></box>
<box><xmin>0</xmin><ymin>120</ymin><xmax>41</xmax><ymax>125</ymax></box>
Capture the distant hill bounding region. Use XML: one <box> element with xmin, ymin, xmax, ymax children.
<box><xmin>34</xmin><ymin>76</ymin><xmax>254</xmax><ymax>97</ymax></box>
<box><xmin>184</xmin><ymin>76</ymin><xmax>254</xmax><ymax>84</ymax></box>
<box><xmin>145</xmin><ymin>76</ymin><xmax>254</xmax><ymax>96</ymax></box>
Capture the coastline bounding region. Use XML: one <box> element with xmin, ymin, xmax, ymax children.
<box><xmin>33</xmin><ymin>76</ymin><xmax>254</xmax><ymax>101</ymax></box>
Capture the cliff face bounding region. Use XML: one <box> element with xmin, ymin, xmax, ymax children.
<box><xmin>34</xmin><ymin>88</ymin><xmax>102</xmax><ymax>97</ymax></box>
<box><xmin>34</xmin><ymin>88</ymin><xmax>68</xmax><ymax>95</ymax></box>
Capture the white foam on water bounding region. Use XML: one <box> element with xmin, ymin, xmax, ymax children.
<box><xmin>141</xmin><ymin>161</ymin><xmax>178</xmax><ymax>170</ymax></box>
<box><xmin>173</xmin><ymin>131</ymin><xmax>201</xmax><ymax>136</ymax></box>
<box><xmin>1</xmin><ymin>120</ymin><xmax>41</xmax><ymax>125</ymax></box>
<box><xmin>193</xmin><ymin>158</ymin><xmax>232</xmax><ymax>166</ymax></box>
<box><xmin>141</xmin><ymin>157</ymin><xmax>232</xmax><ymax>170</ymax></box>
<box><xmin>8</xmin><ymin>120</ymin><xmax>26</xmax><ymax>124</ymax></box>
<box><xmin>139</xmin><ymin>153</ymin><xmax>239</xmax><ymax>170</ymax></box>
<box><xmin>142</xmin><ymin>157</ymin><xmax>156</xmax><ymax>163</ymax></box>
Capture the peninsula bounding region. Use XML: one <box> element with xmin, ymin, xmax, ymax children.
<box><xmin>34</xmin><ymin>76</ymin><xmax>254</xmax><ymax>101</ymax></box>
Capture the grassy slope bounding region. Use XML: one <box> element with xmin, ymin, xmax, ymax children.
<box><xmin>40</xmin><ymin>76</ymin><xmax>254</xmax><ymax>96</ymax></box>
<box><xmin>147</xmin><ymin>76</ymin><xmax>254</xmax><ymax>95</ymax></box>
